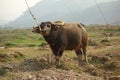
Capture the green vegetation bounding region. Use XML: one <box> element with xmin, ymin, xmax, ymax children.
<box><xmin>0</xmin><ymin>25</ymin><xmax>120</xmax><ymax>79</ymax></box>
<box><xmin>0</xmin><ymin>26</ymin><xmax>120</xmax><ymax>47</ymax></box>
<box><xmin>0</xmin><ymin>29</ymin><xmax>46</xmax><ymax>47</ymax></box>
<box><xmin>0</xmin><ymin>53</ymin><xmax>11</xmax><ymax>62</ymax></box>
<box><xmin>0</xmin><ymin>52</ymin><xmax>25</xmax><ymax>63</ymax></box>
<box><xmin>0</xmin><ymin>68</ymin><xmax>7</xmax><ymax>76</ymax></box>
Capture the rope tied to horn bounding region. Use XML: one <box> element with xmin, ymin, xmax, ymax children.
<box><xmin>25</xmin><ymin>0</ymin><xmax>41</xmax><ymax>31</ymax></box>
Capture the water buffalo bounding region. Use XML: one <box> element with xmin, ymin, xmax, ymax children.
<box><xmin>32</xmin><ymin>21</ymin><xmax>88</xmax><ymax>64</ymax></box>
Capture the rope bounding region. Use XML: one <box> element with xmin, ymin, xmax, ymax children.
<box><xmin>25</xmin><ymin>0</ymin><xmax>41</xmax><ymax>30</ymax></box>
<box><xmin>94</xmin><ymin>0</ymin><xmax>109</xmax><ymax>26</ymax></box>
<box><xmin>25</xmin><ymin>0</ymin><xmax>37</xmax><ymax>21</ymax></box>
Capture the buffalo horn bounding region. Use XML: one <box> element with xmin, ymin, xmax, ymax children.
<box><xmin>52</xmin><ymin>20</ymin><xmax>64</xmax><ymax>26</ymax></box>
<box><xmin>38</xmin><ymin>25</ymin><xmax>41</xmax><ymax>31</ymax></box>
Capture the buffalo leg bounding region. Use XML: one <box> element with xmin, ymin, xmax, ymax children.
<box><xmin>54</xmin><ymin>47</ymin><xmax>64</xmax><ymax>65</ymax></box>
<box><xmin>82</xmin><ymin>47</ymin><xmax>88</xmax><ymax>63</ymax></box>
<box><xmin>56</xmin><ymin>50</ymin><xmax>64</xmax><ymax>65</ymax></box>
<box><xmin>75</xmin><ymin>49</ymin><xmax>83</xmax><ymax>64</ymax></box>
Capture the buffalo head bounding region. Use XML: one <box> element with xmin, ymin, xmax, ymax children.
<box><xmin>32</xmin><ymin>21</ymin><xmax>64</xmax><ymax>36</ymax></box>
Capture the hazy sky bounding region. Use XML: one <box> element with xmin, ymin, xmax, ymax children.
<box><xmin>0</xmin><ymin>0</ymin><xmax>117</xmax><ymax>25</ymax></box>
<box><xmin>0</xmin><ymin>0</ymin><xmax>42</xmax><ymax>24</ymax></box>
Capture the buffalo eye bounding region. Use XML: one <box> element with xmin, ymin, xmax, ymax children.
<box><xmin>40</xmin><ymin>25</ymin><xmax>44</xmax><ymax>29</ymax></box>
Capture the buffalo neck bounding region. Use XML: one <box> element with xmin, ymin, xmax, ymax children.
<box><xmin>43</xmin><ymin>31</ymin><xmax>58</xmax><ymax>46</ymax></box>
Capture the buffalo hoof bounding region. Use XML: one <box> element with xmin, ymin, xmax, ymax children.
<box><xmin>84</xmin><ymin>59</ymin><xmax>89</xmax><ymax>63</ymax></box>
<box><xmin>55</xmin><ymin>56</ymin><xmax>61</xmax><ymax>65</ymax></box>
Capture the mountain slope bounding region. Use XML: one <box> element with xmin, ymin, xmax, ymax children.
<box><xmin>79</xmin><ymin>1</ymin><xmax>120</xmax><ymax>25</ymax></box>
<box><xmin>4</xmin><ymin>0</ymin><xmax>120</xmax><ymax>28</ymax></box>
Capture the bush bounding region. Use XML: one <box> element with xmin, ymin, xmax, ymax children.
<box><xmin>100</xmin><ymin>39</ymin><xmax>109</xmax><ymax>43</ymax></box>
<box><xmin>118</xmin><ymin>28</ymin><xmax>120</xmax><ymax>31</ymax></box>
<box><xmin>5</xmin><ymin>43</ymin><xmax>16</xmax><ymax>47</ymax></box>
<box><xmin>37</xmin><ymin>61</ymin><xmax>49</xmax><ymax>70</ymax></box>
<box><xmin>100</xmin><ymin>39</ymin><xmax>111</xmax><ymax>46</ymax></box>
<box><xmin>39</xmin><ymin>37</ymin><xmax>45</xmax><ymax>41</ymax></box>
<box><xmin>0</xmin><ymin>68</ymin><xmax>7</xmax><ymax>76</ymax></box>
<box><xmin>39</xmin><ymin>42</ymin><xmax>47</xmax><ymax>47</ymax></box>
<box><xmin>0</xmin><ymin>38</ymin><xmax>2</xmax><ymax>41</ymax></box>
<box><xmin>27</xmin><ymin>44</ymin><xmax>36</xmax><ymax>47</ymax></box>
<box><xmin>91</xmin><ymin>56</ymin><xmax>110</xmax><ymax>64</ymax></box>
<box><xmin>88</xmin><ymin>40</ymin><xmax>98</xmax><ymax>46</ymax></box>
<box><xmin>13</xmin><ymin>51</ymin><xmax>25</xmax><ymax>59</ymax></box>
<box><xmin>0</xmin><ymin>53</ymin><xmax>10</xmax><ymax>62</ymax></box>
<box><xmin>104</xmin><ymin>61</ymin><xmax>120</xmax><ymax>71</ymax></box>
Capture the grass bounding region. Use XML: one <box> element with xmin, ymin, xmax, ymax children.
<box><xmin>0</xmin><ymin>68</ymin><xmax>7</xmax><ymax>76</ymax></box>
<box><xmin>0</xmin><ymin>25</ymin><xmax>120</xmax><ymax>79</ymax></box>
<box><xmin>0</xmin><ymin>25</ymin><xmax>120</xmax><ymax>61</ymax></box>
<box><xmin>0</xmin><ymin>29</ymin><xmax>46</xmax><ymax>47</ymax></box>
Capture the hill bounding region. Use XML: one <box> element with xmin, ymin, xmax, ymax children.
<box><xmin>4</xmin><ymin>0</ymin><xmax>120</xmax><ymax>28</ymax></box>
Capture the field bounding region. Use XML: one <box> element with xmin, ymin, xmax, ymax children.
<box><xmin>0</xmin><ymin>25</ymin><xmax>120</xmax><ymax>80</ymax></box>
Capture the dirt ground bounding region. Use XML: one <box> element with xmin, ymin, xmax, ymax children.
<box><xmin>0</xmin><ymin>45</ymin><xmax>120</xmax><ymax>80</ymax></box>
<box><xmin>0</xmin><ymin>26</ymin><xmax>120</xmax><ymax>80</ymax></box>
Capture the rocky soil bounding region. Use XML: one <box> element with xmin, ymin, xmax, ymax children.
<box><xmin>0</xmin><ymin>53</ymin><xmax>120</xmax><ymax>80</ymax></box>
